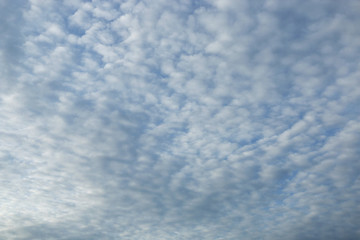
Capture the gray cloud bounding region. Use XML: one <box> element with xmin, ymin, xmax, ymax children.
<box><xmin>0</xmin><ymin>0</ymin><xmax>28</xmax><ymax>93</ymax></box>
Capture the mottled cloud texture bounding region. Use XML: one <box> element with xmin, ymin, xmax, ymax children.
<box><xmin>1</xmin><ymin>0</ymin><xmax>360</xmax><ymax>239</ymax></box>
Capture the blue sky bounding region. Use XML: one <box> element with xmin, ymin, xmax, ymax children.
<box><xmin>1</xmin><ymin>0</ymin><xmax>360</xmax><ymax>239</ymax></box>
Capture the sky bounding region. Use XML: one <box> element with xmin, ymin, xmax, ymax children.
<box><xmin>0</xmin><ymin>0</ymin><xmax>360</xmax><ymax>239</ymax></box>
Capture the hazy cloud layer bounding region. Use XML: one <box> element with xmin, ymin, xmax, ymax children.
<box><xmin>1</xmin><ymin>0</ymin><xmax>359</xmax><ymax>239</ymax></box>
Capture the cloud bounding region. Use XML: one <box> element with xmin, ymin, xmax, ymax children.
<box><xmin>1</xmin><ymin>0</ymin><xmax>360</xmax><ymax>239</ymax></box>
<box><xmin>0</xmin><ymin>0</ymin><xmax>28</xmax><ymax>93</ymax></box>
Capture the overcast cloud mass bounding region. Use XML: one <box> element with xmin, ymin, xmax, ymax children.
<box><xmin>1</xmin><ymin>0</ymin><xmax>360</xmax><ymax>239</ymax></box>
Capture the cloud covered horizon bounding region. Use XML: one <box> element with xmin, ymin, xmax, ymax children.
<box><xmin>1</xmin><ymin>0</ymin><xmax>360</xmax><ymax>239</ymax></box>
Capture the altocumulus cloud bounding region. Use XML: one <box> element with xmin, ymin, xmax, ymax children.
<box><xmin>0</xmin><ymin>0</ymin><xmax>360</xmax><ymax>239</ymax></box>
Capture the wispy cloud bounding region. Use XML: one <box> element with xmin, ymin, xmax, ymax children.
<box><xmin>1</xmin><ymin>0</ymin><xmax>359</xmax><ymax>239</ymax></box>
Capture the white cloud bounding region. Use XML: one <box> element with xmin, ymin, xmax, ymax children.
<box><xmin>1</xmin><ymin>0</ymin><xmax>360</xmax><ymax>239</ymax></box>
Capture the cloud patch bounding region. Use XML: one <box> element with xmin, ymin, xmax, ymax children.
<box><xmin>1</xmin><ymin>0</ymin><xmax>360</xmax><ymax>239</ymax></box>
